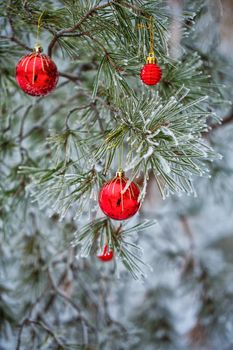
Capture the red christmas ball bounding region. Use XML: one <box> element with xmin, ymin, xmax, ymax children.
<box><xmin>98</xmin><ymin>244</ymin><xmax>113</xmax><ymax>262</ymax></box>
<box><xmin>140</xmin><ymin>63</ymin><xmax>162</xmax><ymax>86</ymax></box>
<box><xmin>98</xmin><ymin>172</ymin><xmax>140</xmax><ymax>220</ymax></box>
<box><xmin>15</xmin><ymin>49</ymin><xmax>59</xmax><ymax>96</ymax></box>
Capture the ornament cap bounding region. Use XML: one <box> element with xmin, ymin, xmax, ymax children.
<box><xmin>146</xmin><ymin>51</ymin><xmax>156</xmax><ymax>64</ymax></box>
<box><xmin>34</xmin><ymin>43</ymin><xmax>43</xmax><ymax>53</ymax></box>
<box><xmin>116</xmin><ymin>169</ymin><xmax>125</xmax><ymax>178</ymax></box>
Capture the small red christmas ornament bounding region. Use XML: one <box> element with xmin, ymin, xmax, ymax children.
<box><xmin>15</xmin><ymin>45</ymin><xmax>59</xmax><ymax>96</ymax></box>
<box><xmin>98</xmin><ymin>244</ymin><xmax>114</xmax><ymax>262</ymax></box>
<box><xmin>98</xmin><ymin>170</ymin><xmax>140</xmax><ymax>220</ymax></box>
<box><xmin>140</xmin><ymin>52</ymin><xmax>162</xmax><ymax>86</ymax></box>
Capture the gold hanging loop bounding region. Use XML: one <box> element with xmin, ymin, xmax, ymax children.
<box><xmin>136</xmin><ymin>15</ymin><xmax>157</xmax><ymax>63</ymax></box>
<box><xmin>149</xmin><ymin>16</ymin><xmax>154</xmax><ymax>54</ymax></box>
<box><xmin>147</xmin><ymin>15</ymin><xmax>156</xmax><ymax>63</ymax></box>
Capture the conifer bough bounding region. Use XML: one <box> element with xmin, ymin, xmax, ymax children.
<box><xmin>2</xmin><ymin>0</ymin><xmax>222</xmax><ymax>279</ymax></box>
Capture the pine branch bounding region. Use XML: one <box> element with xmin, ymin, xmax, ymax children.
<box><xmin>202</xmin><ymin>109</ymin><xmax>233</xmax><ymax>138</ymax></box>
<box><xmin>2</xmin><ymin>5</ymin><xmax>33</xmax><ymax>52</ymax></box>
<box><xmin>20</xmin><ymin>93</ymin><xmax>80</xmax><ymax>141</ymax></box>
<box><xmin>0</xmin><ymin>35</ymin><xmax>32</xmax><ymax>52</ymax></box>
<box><xmin>48</xmin><ymin>268</ymin><xmax>96</xmax><ymax>333</ymax></box>
<box><xmin>65</xmin><ymin>103</ymin><xmax>94</xmax><ymax>129</ymax></box>
<box><xmin>72</xmin><ymin>218</ymin><xmax>155</xmax><ymax>279</ymax></box>
<box><xmin>1</xmin><ymin>0</ymin><xmax>233</xmax><ymax>347</ymax></box>
<box><xmin>16</xmin><ymin>318</ymin><xmax>66</xmax><ymax>350</ymax></box>
<box><xmin>47</xmin><ymin>1</ymin><xmax>116</xmax><ymax>56</ymax></box>
<box><xmin>59</xmin><ymin>71</ymin><xmax>81</xmax><ymax>83</ymax></box>
<box><xmin>85</xmin><ymin>32</ymin><xmax>124</xmax><ymax>72</ymax></box>
<box><xmin>211</xmin><ymin>111</ymin><xmax>233</xmax><ymax>132</ymax></box>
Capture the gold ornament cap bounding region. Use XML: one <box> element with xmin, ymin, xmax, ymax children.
<box><xmin>146</xmin><ymin>51</ymin><xmax>156</xmax><ymax>64</ymax></box>
<box><xmin>34</xmin><ymin>43</ymin><xmax>43</xmax><ymax>53</ymax></box>
<box><xmin>116</xmin><ymin>169</ymin><xmax>125</xmax><ymax>177</ymax></box>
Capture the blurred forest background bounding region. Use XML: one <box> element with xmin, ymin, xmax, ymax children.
<box><xmin>1</xmin><ymin>0</ymin><xmax>233</xmax><ymax>349</ymax></box>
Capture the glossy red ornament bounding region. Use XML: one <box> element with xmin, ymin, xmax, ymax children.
<box><xmin>140</xmin><ymin>63</ymin><xmax>162</xmax><ymax>86</ymax></box>
<box><xmin>98</xmin><ymin>171</ymin><xmax>140</xmax><ymax>220</ymax></box>
<box><xmin>98</xmin><ymin>244</ymin><xmax>114</xmax><ymax>262</ymax></box>
<box><xmin>15</xmin><ymin>47</ymin><xmax>59</xmax><ymax>96</ymax></box>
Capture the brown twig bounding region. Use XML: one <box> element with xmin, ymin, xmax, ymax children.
<box><xmin>84</xmin><ymin>32</ymin><xmax>124</xmax><ymax>72</ymax></box>
<box><xmin>114</xmin><ymin>0</ymin><xmax>147</xmax><ymax>16</ymax></box>
<box><xmin>47</xmin><ymin>1</ymin><xmax>115</xmax><ymax>56</ymax></box>
<box><xmin>59</xmin><ymin>71</ymin><xmax>81</xmax><ymax>83</ymax></box>
<box><xmin>90</xmin><ymin>101</ymin><xmax>105</xmax><ymax>133</ymax></box>
<box><xmin>16</xmin><ymin>318</ymin><xmax>66</xmax><ymax>350</ymax></box>
<box><xmin>48</xmin><ymin>268</ymin><xmax>95</xmax><ymax>347</ymax></box>
<box><xmin>202</xmin><ymin>110</ymin><xmax>233</xmax><ymax>138</ymax></box>
<box><xmin>0</xmin><ymin>35</ymin><xmax>33</xmax><ymax>52</ymax></box>
<box><xmin>4</xmin><ymin>6</ymin><xmax>33</xmax><ymax>52</ymax></box>
<box><xmin>179</xmin><ymin>215</ymin><xmax>195</xmax><ymax>251</ymax></box>
<box><xmin>15</xmin><ymin>290</ymin><xmax>52</xmax><ymax>350</ymax></box>
<box><xmin>210</xmin><ymin>112</ymin><xmax>233</xmax><ymax>132</ymax></box>
<box><xmin>48</xmin><ymin>268</ymin><xmax>96</xmax><ymax>332</ymax></box>
<box><xmin>20</xmin><ymin>93</ymin><xmax>80</xmax><ymax>141</ymax></box>
<box><xmin>179</xmin><ymin>214</ymin><xmax>198</xmax><ymax>278</ymax></box>
<box><xmin>65</xmin><ymin>103</ymin><xmax>93</xmax><ymax>129</ymax></box>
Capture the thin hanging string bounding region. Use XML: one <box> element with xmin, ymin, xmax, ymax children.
<box><xmin>149</xmin><ymin>15</ymin><xmax>154</xmax><ymax>54</ymax></box>
<box><xmin>121</xmin><ymin>139</ymin><xmax>124</xmax><ymax>171</ymax></box>
<box><xmin>137</xmin><ymin>15</ymin><xmax>155</xmax><ymax>61</ymax></box>
<box><xmin>118</xmin><ymin>138</ymin><xmax>124</xmax><ymax>172</ymax></box>
<box><xmin>35</xmin><ymin>11</ymin><xmax>44</xmax><ymax>48</ymax></box>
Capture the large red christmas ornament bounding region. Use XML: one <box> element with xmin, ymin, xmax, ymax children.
<box><xmin>98</xmin><ymin>244</ymin><xmax>114</xmax><ymax>262</ymax></box>
<box><xmin>15</xmin><ymin>46</ymin><xmax>59</xmax><ymax>96</ymax></box>
<box><xmin>140</xmin><ymin>52</ymin><xmax>162</xmax><ymax>86</ymax></box>
<box><xmin>98</xmin><ymin>170</ymin><xmax>140</xmax><ymax>220</ymax></box>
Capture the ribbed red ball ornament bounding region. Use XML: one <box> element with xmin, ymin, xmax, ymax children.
<box><xmin>98</xmin><ymin>244</ymin><xmax>114</xmax><ymax>262</ymax></box>
<box><xmin>98</xmin><ymin>170</ymin><xmax>140</xmax><ymax>221</ymax></box>
<box><xmin>140</xmin><ymin>52</ymin><xmax>162</xmax><ymax>86</ymax></box>
<box><xmin>15</xmin><ymin>46</ymin><xmax>59</xmax><ymax>96</ymax></box>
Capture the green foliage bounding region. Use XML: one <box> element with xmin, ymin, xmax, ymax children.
<box><xmin>72</xmin><ymin>218</ymin><xmax>155</xmax><ymax>278</ymax></box>
<box><xmin>1</xmin><ymin>1</ymin><xmax>233</xmax><ymax>348</ymax></box>
<box><xmin>0</xmin><ymin>0</ymin><xmax>224</xmax><ymax>277</ymax></box>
